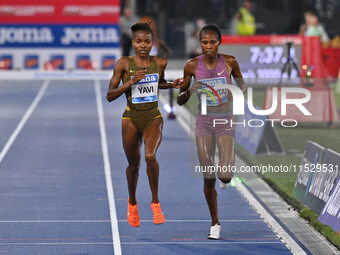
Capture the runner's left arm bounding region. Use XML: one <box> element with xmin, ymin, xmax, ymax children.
<box><xmin>156</xmin><ymin>57</ymin><xmax>183</xmax><ymax>89</ymax></box>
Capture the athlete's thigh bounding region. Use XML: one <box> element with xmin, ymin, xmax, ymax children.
<box><xmin>216</xmin><ymin>135</ymin><xmax>234</xmax><ymax>166</ymax></box>
<box><xmin>122</xmin><ymin>119</ymin><xmax>142</xmax><ymax>164</ymax></box>
<box><xmin>143</xmin><ymin>117</ymin><xmax>163</xmax><ymax>156</ymax></box>
<box><xmin>196</xmin><ymin>136</ymin><xmax>216</xmax><ymax>165</ymax></box>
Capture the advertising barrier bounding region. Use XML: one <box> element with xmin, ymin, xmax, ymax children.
<box><xmin>318</xmin><ymin>179</ymin><xmax>340</xmax><ymax>233</ymax></box>
<box><xmin>235</xmin><ymin>102</ymin><xmax>285</xmax><ymax>155</ymax></box>
<box><xmin>293</xmin><ymin>142</ymin><xmax>340</xmax><ymax>218</ymax></box>
<box><xmin>0</xmin><ymin>0</ymin><xmax>120</xmax><ymax>70</ymax></box>
<box><xmin>293</xmin><ymin>141</ymin><xmax>325</xmax><ymax>212</ymax></box>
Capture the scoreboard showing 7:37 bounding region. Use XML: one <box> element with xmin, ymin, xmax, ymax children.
<box><xmin>219</xmin><ymin>43</ymin><xmax>301</xmax><ymax>84</ymax></box>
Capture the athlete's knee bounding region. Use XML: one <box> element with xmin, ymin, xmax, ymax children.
<box><xmin>145</xmin><ymin>153</ymin><xmax>156</xmax><ymax>165</ymax></box>
<box><xmin>128</xmin><ymin>162</ymin><xmax>140</xmax><ymax>172</ymax></box>
<box><xmin>219</xmin><ymin>177</ymin><xmax>232</xmax><ymax>184</ymax></box>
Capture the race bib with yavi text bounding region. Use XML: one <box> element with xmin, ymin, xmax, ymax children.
<box><xmin>131</xmin><ymin>73</ymin><xmax>159</xmax><ymax>104</ymax></box>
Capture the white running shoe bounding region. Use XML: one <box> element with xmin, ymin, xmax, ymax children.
<box><xmin>208</xmin><ymin>223</ymin><xmax>221</xmax><ymax>239</ymax></box>
<box><xmin>219</xmin><ymin>179</ymin><xmax>230</xmax><ymax>189</ymax></box>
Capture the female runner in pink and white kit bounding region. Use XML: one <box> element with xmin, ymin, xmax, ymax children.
<box><xmin>177</xmin><ymin>24</ymin><xmax>246</xmax><ymax>239</ymax></box>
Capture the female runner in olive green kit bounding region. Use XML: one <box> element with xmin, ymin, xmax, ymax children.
<box><xmin>106</xmin><ymin>23</ymin><xmax>182</xmax><ymax>227</ymax></box>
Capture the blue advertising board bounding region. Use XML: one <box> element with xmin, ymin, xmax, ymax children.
<box><xmin>318</xmin><ymin>179</ymin><xmax>340</xmax><ymax>232</ymax></box>
<box><xmin>24</xmin><ymin>54</ymin><xmax>39</xmax><ymax>69</ymax></box>
<box><xmin>0</xmin><ymin>54</ymin><xmax>12</xmax><ymax>69</ymax></box>
<box><xmin>293</xmin><ymin>145</ymin><xmax>340</xmax><ymax>215</ymax></box>
<box><xmin>0</xmin><ymin>25</ymin><xmax>119</xmax><ymax>48</ymax></box>
<box><xmin>0</xmin><ymin>1</ymin><xmax>120</xmax><ymax>70</ymax></box>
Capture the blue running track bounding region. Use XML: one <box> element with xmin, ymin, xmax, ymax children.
<box><xmin>0</xmin><ymin>80</ymin><xmax>293</xmax><ymax>254</ymax></box>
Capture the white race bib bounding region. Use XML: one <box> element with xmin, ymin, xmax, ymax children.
<box><xmin>131</xmin><ymin>73</ymin><xmax>159</xmax><ymax>104</ymax></box>
<box><xmin>197</xmin><ymin>77</ymin><xmax>229</xmax><ymax>106</ymax></box>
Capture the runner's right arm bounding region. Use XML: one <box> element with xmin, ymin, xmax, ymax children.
<box><xmin>177</xmin><ymin>59</ymin><xmax>196</xmax><ymax>106</ymax></box>
<box><xmin>106</xmin><ymin>57</ymin><xmax>146</xmax><ymax>102</ymax></box>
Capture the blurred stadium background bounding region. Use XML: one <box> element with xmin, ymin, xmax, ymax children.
<box><xmin>0</xmin><ymin>0</ymin><xmax>340</xmax><ymax>72</ymax></box>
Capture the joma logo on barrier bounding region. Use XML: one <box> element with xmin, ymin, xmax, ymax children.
<box><xmin>0</xmin><ymin>27</ymin><xmax>53</xmax><ymax>45</ymax></box>
<box><xmin>201</xmin><ymin>86</ymin><xmax>311</xmax><ymax>116</ymax></box>
<box><xmin>61</xmin><ymin>27</ymin><xmax>119</xmax><ymax>45</ymax></box>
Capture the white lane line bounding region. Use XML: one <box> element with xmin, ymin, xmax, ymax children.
<box><xmin>0</xmin><ymin>219</ymin><xmax>261</xmax><ymax>223</ymax></box>
<box><xmin>0</xmin><ymin>243</ymin><xmax>113</xmax><ymax>245</ymax></box>
<box><xmin>118</xmin><ymin>219</ymin><xmax>262</xmax><ymax>222</ymax></box>
<box><xmin>95</xmin><ymin>81</ymin><xmax>122</xmax><ymax>255</ymax></box>
<box><xmin>0</xmin><ymin>80</ymin><xmax>49</xmax><ymax>164</ymax></box>
<box><xmin>0</xmin><ymin>242</ymin><xmax>283</xmax><ymax>245</ymax></box>
<box><xmin>121</xmin><ymin>242</ymin><xmax>282</xmax><ymax>245</ymax></box>
<box><xmin>233</xmin><ymin>180</ymin><xmax>306</xmax><ymax>255</ymax></box>
<box><xmin>166</xmin><ymin>98</ymin><xmax>306</xmax><ymax>255</ymax></box>
<box><xmin>0</xmin><ymin>220</ymin><xmax>111</xmax><ymax>223</ymax></box>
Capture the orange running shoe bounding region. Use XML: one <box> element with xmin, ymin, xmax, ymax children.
<box><xmin>127</xmin><ymin>200</ymin><xmax>140</xmax><ymax>227</ymax></box>
<box><xmin>151</xmin><ymin>203</ymin><xmax>165</xmax><ymax>224</ymax></box>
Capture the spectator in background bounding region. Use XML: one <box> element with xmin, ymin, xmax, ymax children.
<box><xmin>196</xmin><ymin>18</ymin><xmax>207</xmax><ymax>30</ymax></box>
<box><xmin>299</xmin><ymin>11</ymin><xmax>329</xmax><ymax>43</ymax></box>
<box><xmin>187</xmin><ymin>29</ymin><xmax>202</xmax><ymax>58</ymax></box>
<box><xmin>234</xmin><ymin>0</ymin><xmax>256</xmax><ymax>36</ymax></box>
<box><xmin>139</xmin><ymin>16</ymin><xmax>171</xmax><ymax>58</ymax></box>
<box><xmin>120</xmin><ymin>7</ymin><xmax>139</xmax><ymax>56</ymax></box>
